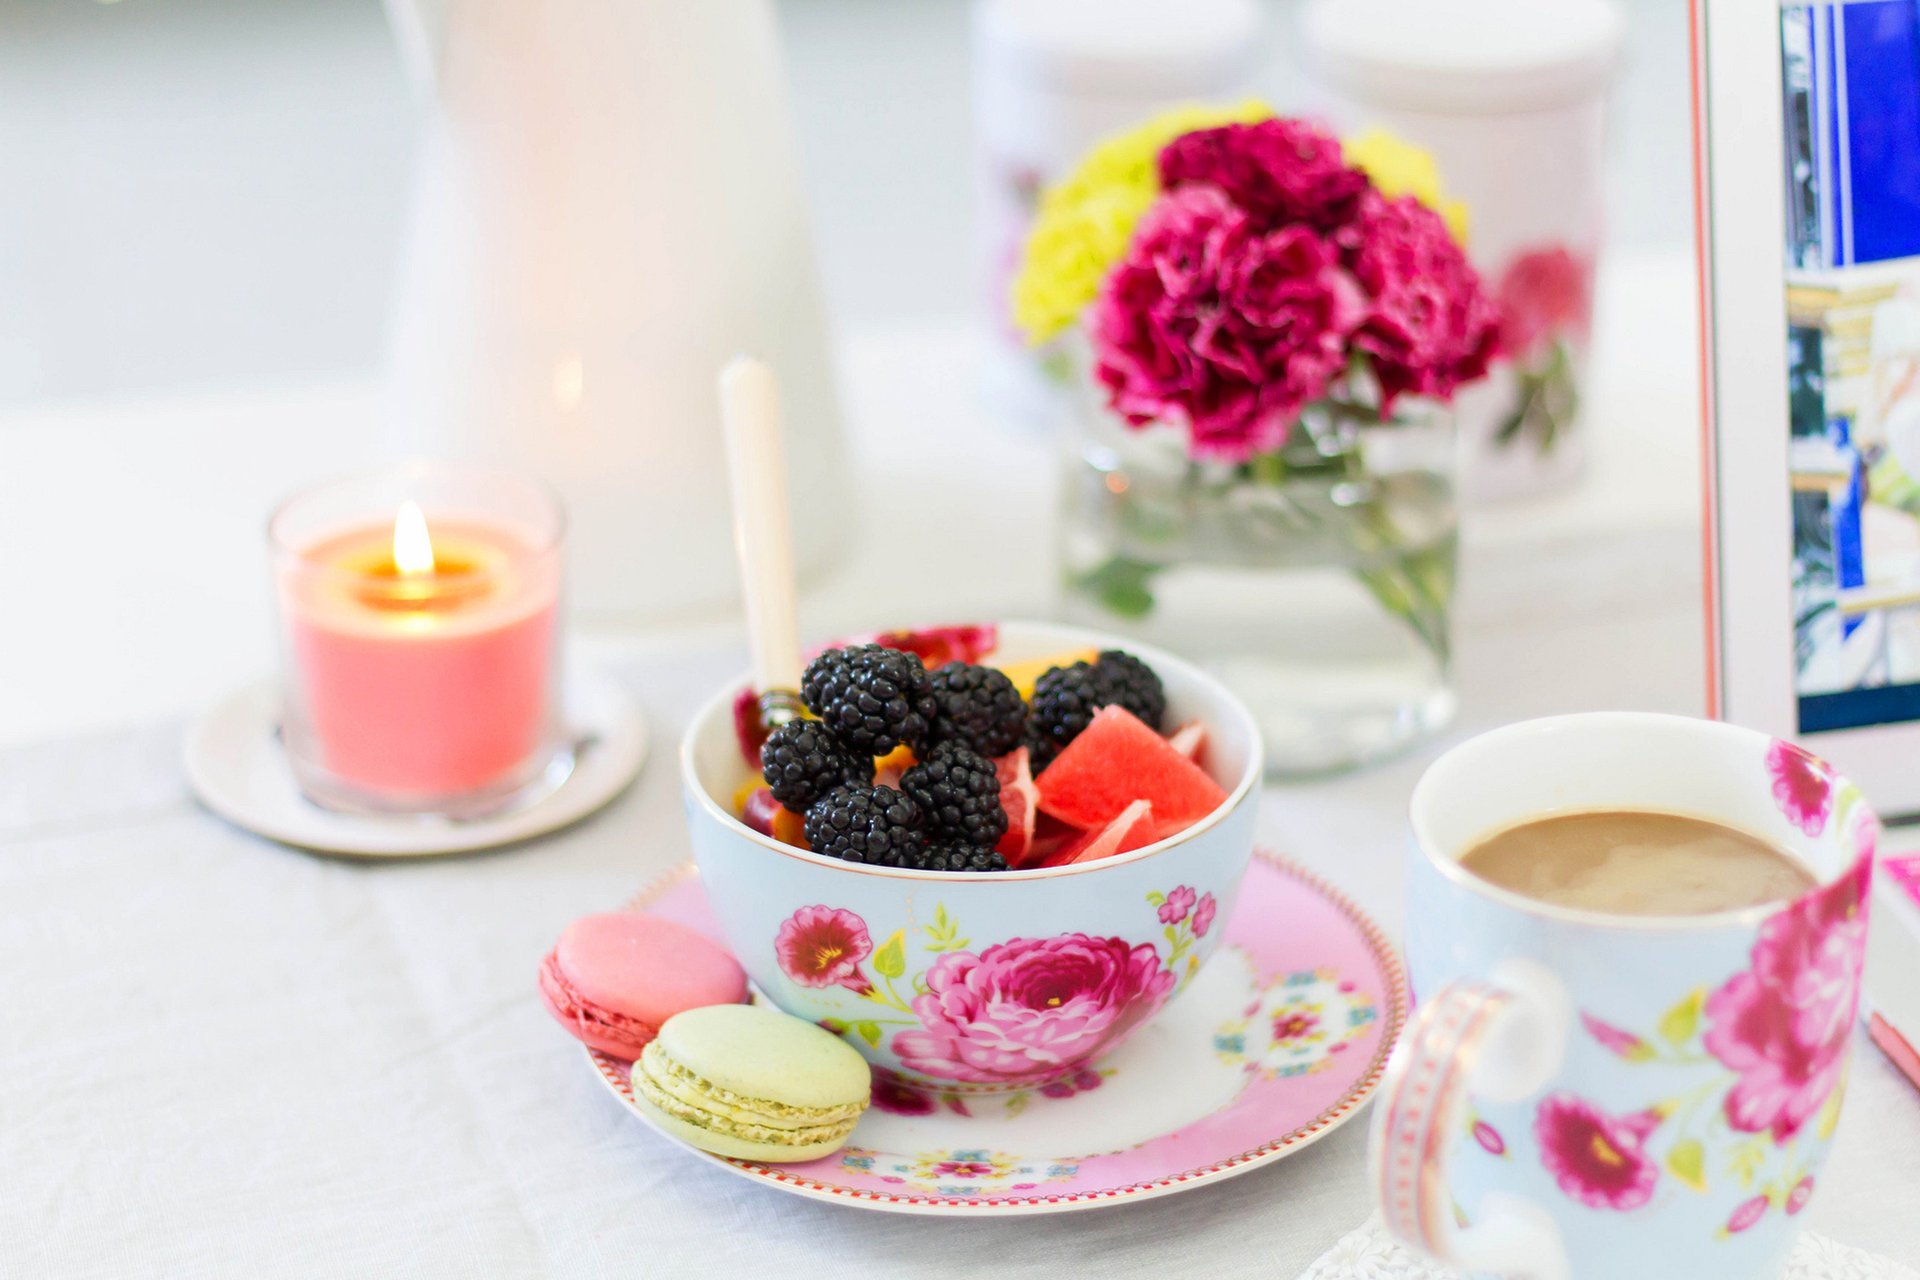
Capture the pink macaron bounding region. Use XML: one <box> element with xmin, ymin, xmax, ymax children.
<box><xmin>538</xmin><ymin>913</ymin><xmax>747</xmax><ymax>1058</ymax></box>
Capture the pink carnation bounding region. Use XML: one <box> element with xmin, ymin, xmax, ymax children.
<box><xmin>1158</xmin><ymin>118</ymin><xmax>1369</xmax><ymax>232</ymax></box>
<box><xmin>1704</xmin><ymin>853</ymin><xmax>1870</xmax><ymax>1142</ymax></box>
<box><xmin>1091</xmin><ymin>186</ymin><xmax>1364</xmax><ymax>462</ymax></box>
<box><xmin>892</xmin><ymin>934</ymin><xmax>1176</xmax><ymax>1085</ymax></box>
<box><xmin>1341</xmin><ymin>192</ymin><xmax>1499</xmax><ymax>411</ymax></box>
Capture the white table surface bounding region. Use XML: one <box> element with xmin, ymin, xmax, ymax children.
<box><xmin>6</xmin><ymin>255</ymin><xmax>1919</xmax><ymax>1277</ymax></box>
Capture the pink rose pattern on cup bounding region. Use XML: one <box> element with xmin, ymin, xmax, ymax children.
<box><xmin>1458</xmin><ymin>741</ymin><xmax>1871</xmax><ymax>1240</ymax></box>
<box><xmin>778</xmin><ymin>886</ymin><xmax>1215</xmax><ymax>1088</ymax></box>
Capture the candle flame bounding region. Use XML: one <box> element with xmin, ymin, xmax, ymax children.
<box><xmin>392</xmin><ymin>500</ymin><xmax>436</xmax><ymax>576</ymax></box>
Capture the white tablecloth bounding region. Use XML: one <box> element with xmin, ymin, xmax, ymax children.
<box><xmin>5</xmin><ymin>259</ymin><xmax>1918</xmax><ymax>1275</ymax></box>
<box><xmin>7</xmin><ymin>607</ymin><xmax>1920</xmax><ymax>1278</ymax></box>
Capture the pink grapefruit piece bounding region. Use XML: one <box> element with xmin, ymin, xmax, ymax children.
<box><xmin>993</xmin><ymin>747</ymin><xmax>1041</xmax><ymax>867</ymax></box>
<box><xmin>1167</xmin><ymin>720</ymin><xmax>1207</xmax><ymax>764</ymax></box>
<box><xmin>1026</xmin><ymin>813</ymin><xmax>1082</xmax><ymax>868</ymax></box>
<box><xmin>1060</xmin><ymin>799</ymin><xmax>1157</xmax><ymax>865</ymax></box>
<box><xmin>1036</xmin><ymin>705</ymin><xmax>1228</xmax><ymax>831</ymax></box>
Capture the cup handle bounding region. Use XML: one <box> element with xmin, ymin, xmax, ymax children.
<box><xmin>1369</xmin><ymin>963</ymin><xmax>1572</xmax><ymax>1280</ymax></box>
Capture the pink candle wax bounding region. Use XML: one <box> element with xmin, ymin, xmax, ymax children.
<box><xmin>280</xmin><ymin>515</ymin><xmax>560</xmax><ymax>802</ymax></box>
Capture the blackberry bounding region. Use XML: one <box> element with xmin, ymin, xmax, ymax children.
<box><xmin>925</xmin><ymin>662</ymin><xmax>1027</xmax><ymax>757</ymax></box>
<box><xmin>917</xmin><ymin>840</ymin><xmax>1009</xmax><ymax>873</ymax></box>
<box><xmin>1025</xmin><ymin>724</ymin><xmax>1064</xmax><ymax>775</ymax></box>
<box><xmin>803</xmin><ymin>784</ymin><xmax>926</xmax><ymax>867</ymax></box>
<box><xmin>1094</xmin><ymin>649</ymin><xmax>1167</xmax><ymax>730</ymax></box>
<box><xmin>1027</xmin><ymin>649</ymin><xmax>1168</xmax><ymax>761</ymax></box>
<box><xmin>1028</xmin><ymin>661</ymin><xmax>1109</xmax><ymax>759</ymax></box>
<box><xmin>759</xmin><ymin>719</ymin><xmax>867</xmax><ymax>813</ymax></box>
<box><xmin>900</xmin><ymin>742</ymin><xmax>1006</xmax><ymax>848</ymax></box>
<box><xmin>801</xmin><ymin>645</ymin><xmax>938</xmax><ymax>757</ymax></box>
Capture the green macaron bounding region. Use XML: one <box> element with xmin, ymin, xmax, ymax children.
<box><xmin>629</xmin><ymin>1003</ymin><xmax>871</xmax><ymax>1163</ymax></box>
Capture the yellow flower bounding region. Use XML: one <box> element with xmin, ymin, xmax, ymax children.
<box><xmin>1010</xmin><ymin>100</ymin><xmax>1273</xmax><ymax>345</ymax></box>
<box><xmin>1342</xmin><ymin>128</ymin><xmax>1470</xmax><ymax>245</ymax></box>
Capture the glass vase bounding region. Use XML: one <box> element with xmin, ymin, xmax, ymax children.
<box><xmin>1058</xmin><ymin>402</ymin><xmax>1459</xmax><ymax>779</ymax></box>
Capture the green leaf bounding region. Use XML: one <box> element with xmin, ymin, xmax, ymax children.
<box><xmin>1073</xmin><ymin>557</ymin><xmax>1160</xmax><ymax>620</ymax></box>
<box><xmin>819</xmin><ymin>1018</ymin><xmax>846</xmax><ymax>1035</ymax></box>
<box><xmin>853</xmin><ymin>1020</ymin><xmax>881</xmax><ymax>1048</ymax></box>
<box><xmin>873</xmin><ymin>929</ymin><xmax>907</xmax><ymax>980</ymax></box>
<box><xmin>1005</xmin><ymin>1091</ymin><xmax>1030</xmax><ymax>1118</ymax></box>
<box><xmin>1659</xmin><ymin>988</ymin><xmax>1706</xmax><ymax>1046</ymax></box>
<box><xmin>1667</xmin><ymin>1139</ymin><xmax>1707</xmax><ymax>1192</ymax></box>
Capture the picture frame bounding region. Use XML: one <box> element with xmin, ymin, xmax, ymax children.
<box><xmin>1696</xmin><ymin>0</ymin><xmax>1920</xmax><ymax>819</ymax></box>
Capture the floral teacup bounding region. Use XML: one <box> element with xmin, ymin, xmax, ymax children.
<box><xmin>680</xmin><ymin>622</ymin><xmax>1262</xmax><ymax>1092</ymax></box>
<box><xmin>1371</xmin><ymin>713</ymin><xmax>1875</xmax><ymax>1280</ymax></box>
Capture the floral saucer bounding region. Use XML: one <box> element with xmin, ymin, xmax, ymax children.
<box><xmin>586</xmin><ymin>850</ymin><xmax>1407</xmax><ymax>1215</ymax></box>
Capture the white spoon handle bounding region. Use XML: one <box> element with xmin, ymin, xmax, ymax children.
<box><xmin>718</xmin><ymin>355</ymin><xmax>804</xmax><ymax>698</ymax></box>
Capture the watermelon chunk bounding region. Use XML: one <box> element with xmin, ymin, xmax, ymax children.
<box><xmin>1037</xmin><ymin>705</ymin><xmax>1228</xmax><ymax>832</ymax></box>
<box><xmin>1167</xmin><ymin>720</ymin><xmax>1207</xmax><ymax>764</ymax></box>
<box><xmin>993</xmin><ymin>747</ymin><xmax>1041</xmax><ymax>867</ymax></box>
<box><xmin>1059</xmin><ymin>799</ymin><xmax>1157</xmax><ymax>865</ymax></box>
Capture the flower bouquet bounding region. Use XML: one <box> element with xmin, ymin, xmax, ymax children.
<box><xmin>1011</xmin><ymin>108</ymin><xmax>1500</xmax><ymax>775</ymax></box>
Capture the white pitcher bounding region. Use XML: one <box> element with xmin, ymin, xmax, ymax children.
<box><xmin>383</xmin><ymin>0</ymin><xmax>849</xmax><ymax>619</ymax></box>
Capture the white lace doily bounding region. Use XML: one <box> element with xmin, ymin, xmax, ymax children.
<box><xmin>1300</xmin><ymin>1216</ymin><xmax>1918</xmax><ymax>1280</ymax></box>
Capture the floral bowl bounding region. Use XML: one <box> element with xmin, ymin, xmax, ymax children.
<box><xmin>680</xmin><ymin>621</ymin><xmax>1263</xmax><ymax>1091</ymax></box>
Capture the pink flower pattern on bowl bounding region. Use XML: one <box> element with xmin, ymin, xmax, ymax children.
<box><xmin>893</xmin><ymin>935</ymin><xmax>1176</xmax><ymax>1086</ymax></box>
<box><xmin>1158</xmin><ymin>886</ymin><xmax>1197</xmax><ymax>926</ymax></box>
<box><xmin>775</xmin><ymin>905</ymin><xmax>874</xmax><ymax>994</ymax></box>
<box><xmin>772</xmin><ymin>886</ymin><xmax>1219</xmax><ymax>1089</ymax></box>
<box><xmin>1192</xmin><ymin>892</ymin><xmax>1218</xmax><ymax>938</ymax></box>
<box><xmin>1535</xmin><ymin>1094</ymin><xmax>1660</xmax><ymax>1211</ymax></box>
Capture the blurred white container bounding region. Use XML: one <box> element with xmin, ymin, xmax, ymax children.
<box><xmin>383</xmin><ymin>0</ymin><xmax>849</xmax><ymax>620</ymax></box>
<box><xmin>972</xmin><ymin>0</ymin><xmax>1264</xmax><ymax>428</ymax></box>
<box><xmin>1303</xmin><ymin>0</ymin><xmax>1623</xmax><ymax>504</ymax></box>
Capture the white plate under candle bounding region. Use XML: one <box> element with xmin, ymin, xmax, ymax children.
<box><xmin>183</xmin><ymin>666</ymin><xmax>646</xmax><ymax>857</ymax></box>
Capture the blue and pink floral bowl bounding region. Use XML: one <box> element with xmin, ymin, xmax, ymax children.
<box><xmin>681</xmin><ymin>622</ymin><xmax>1263</xmax><ymax>1091</ymax></box>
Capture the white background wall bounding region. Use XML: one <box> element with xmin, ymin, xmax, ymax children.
<box><xmin>0</xmin><ymin>0</ymin><xmax>1692</xmax><ymax>410</ymax></box>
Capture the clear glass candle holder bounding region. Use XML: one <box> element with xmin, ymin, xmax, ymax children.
<box><xmin>269</xmin><ymin>463</ymin><xmax>568</xmax><ymax>818</ymax></box>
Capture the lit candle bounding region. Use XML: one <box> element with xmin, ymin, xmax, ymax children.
<box><xmin>270</xmin><ymin>466</ymin><xmax>565</xmax><ymax>815</ymax></box>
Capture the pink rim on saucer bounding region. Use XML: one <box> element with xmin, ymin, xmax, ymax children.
<box><xmin>584</xmin><ymin>850</ymin><xmax>1407</xmax><ymax>1215</ymax></box>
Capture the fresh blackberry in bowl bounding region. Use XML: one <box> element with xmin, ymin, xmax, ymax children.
<box><xmin>900</xmin><ymin>742</ymin><xmax>1006</xmax><ymax>848</ymax></box>
<box><xmin>1094</xmin><ymin>649</ymin><xmax>1167</xmax><ymax>730</ymax></box>
<box><xmin>759</xmin><ymin>719</ymin><xmax>867</xmax><ymax>813</ymax></box>
<box><xmin>925</xmin><ymin>662</ymin><xmax>1027</xmax><ymax>757</ymax></box>
<box><xmin>1028</xmin><ymin>660</ymin><xmax>1110</xmax><ymax>758</ymax></box>
<box><xmin>1027</xmin><ymin>649</ymin><xmax>1169</xmax><ymax>764</ymax></box>
<box><xmin>917</xmin><ymin>840</ymin><xmax>1009</xmax><ymax>873</ymax></box>
<box><xmin>803</xmin><ymin>784</ymin><xmax>926</xmax><ymax>867</ymax></box>
<box><xmin>1025</xmin><ymin>724</ymin><xmax>1064</xmax><ymax>774</ymax></box>
<box><xmin>801</xmin><ymin>645</ymin><xmax>938</xmax><ymax>757</ymax></box>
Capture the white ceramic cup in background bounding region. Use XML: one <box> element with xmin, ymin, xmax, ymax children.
<box><xmin>1370</xmin><ymin>714</ymin><xmax>1876</xmax><ymax>1280</ymax></box>
<box><xmin>1303</xmin><ymin>0</ymin><xmax>1623</xmax><ymax>503</ymax></box>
